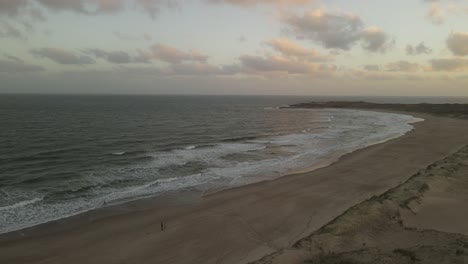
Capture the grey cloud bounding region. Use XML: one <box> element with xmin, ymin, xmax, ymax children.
<box><xmin>430</xmin><ymin>58</ymin><xmax>468</xmax><ymax>71</ymax></box>
<box><xmin>0</xmin><ymin>0</ymin><xmax>118</xmax><ymax>16</ymax></box>
<box><xmin>239</xmin><ymin>54</ymin><xmax>336</xmax><ymax>75</ymax></box>
<box><xmin>363</xmin><ymin>64</ymin><xmax>380</xmax><ymax>71</ymax></box>
<box><xmin>406</xmin><ymin>42</ymin><xmax>432</xmax><ymax>55</ymax></box>
<box><xmin>36</xmin><ymin>0</ymin><xmax>124</xmax><ymax>14</ymax></box>
<box><xmin>170</xmin><ymin>63</ymin><xmax>240</xmax><ymax>75</ymax></box>
<box><xmin>106</xmin><ymin>51</ymin><xmax>132</xmax><ymax>64</ymax></box>
<box><xmin>28</xmin><ymin>8</ymin><xmax>47</xmax><ymax>21</ymax></box>
<box><xmin>0</xmin><ymin>0</ymin><xmax>28</xmax><ymax>15</ymax></box>
<box><xmin>385</xmin><ymin>60</ymin><xmax>421</xmax><ymax>72</ymax></box>
<box><xmin>86</xmin><ymin>49</ymin><xmax>135</xmax><ymax>64</ymax></box>
<box><xmin>0</xmin><ymin>21</ymin><xmax>25</xmax><ymax>39</ymax></box>
<box><xmin>31</xmin><ymin>48</ymin><xmax>96</xmax><ymax>65</ymax></box>
<box><xmin>117</xmin><ymin>65</ymin><xmax>165</xmax><ymax>75</ymax></box>
<box><xmin>447</xmin><ymin>32</ymin><xmax>468</xmax><ymax>56</ymax></box>
<box><xmin>4</xmin><ymin>53</ymin><xmax>23</xmax><ymax>63</ymax></box>
<box><xmin>0</xmin><ymin>0</ymin><xmax>176</xmax><ymax>18</ymax></box>
<box><xmin>283</xmin><ymin>10</ymin><xmax>392</xmax><ymax>52</ymax></box>
<box><xmin>46</xmin><ymin>44</ymin><xmax>210</xmax><ymax>65</ymax></box>
<box><xmin>0</xmin><ymin>59</ymin><xmax>45</xmax><ymax>73</ymax></box>
<box><xmin>284</xmin><ymin>10</ymin><xmax>363</xmax><ymax>50</ymax></box>
<box><xmin>118</xmin><ymin>62</ymin><xmax>241</xmax><ymax>76</ymax></box>
<box><xmin>37</xmin><ymin>0</ymin><xmax>91</xmax><ymax>13</ymax></box>
<box><xmin>240</xmin><ymin>55</ymin><xmax>310</xmax><ymax>74</ymax></box>
<box><xmin>360</xmin><ymin>27</ymin><xmax>392</xmax><ymax>52</ymax></box>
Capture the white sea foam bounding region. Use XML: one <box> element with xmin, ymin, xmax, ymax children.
<box><xmin>0</xmin><ymin>197</ymin><xmax>43</xmax><ymax>211</ymax></box>
<box><xmin>184</xmin><ymin>145</ymin><xmax>197</xmax><ymax>150</ymax></box>
<box><xmin>0</xmin><ymin>109</ymin><xmax>424</xmax><ymax>234</ymax></box>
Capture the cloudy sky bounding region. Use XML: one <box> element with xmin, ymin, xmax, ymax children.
<box><xmin>1</xmin><ymin>0</ymin><xmax>468</xmax><ymax>96</ymax></box>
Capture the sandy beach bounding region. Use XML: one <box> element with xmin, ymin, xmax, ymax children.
<box><xmin>2</xmin><ymin>108</ymin><xmax>468</xmax><ymax>264</ymax></box>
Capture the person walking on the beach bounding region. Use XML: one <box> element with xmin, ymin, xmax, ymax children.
<box><xmin>160</xmin><ymin>221</ymin><xmax>165</xmax><ymax>231</ymax></box>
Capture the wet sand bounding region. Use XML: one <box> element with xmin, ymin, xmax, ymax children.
<box><xmin>2</xmin><ymin>111</ymin><xmax>468</xmax><ymax>264</ymax></box>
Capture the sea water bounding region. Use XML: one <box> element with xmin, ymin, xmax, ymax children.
<box><xmin>0</xmin><ymin>95</ymin><xmax>428</xmax><ymax>233</ymax></box>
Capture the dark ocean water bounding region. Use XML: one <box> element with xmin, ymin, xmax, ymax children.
<box><xmin>0</xmin><ymin>95</ymin><xmax>466</xmax><ymax>233</ymax></box>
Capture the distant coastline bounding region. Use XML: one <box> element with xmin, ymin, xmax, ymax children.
<box><xmin>287</xmin><ymin>101</ymin><xmax>468</xmax><ymax>119</ymax></box>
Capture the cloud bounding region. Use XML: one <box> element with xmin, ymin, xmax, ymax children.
<box><xmin>266</xmin><ymin>38</ymin><xmax>328</xmax><ymax>61</ymax></box>
<box><xmin>0</xmin><ymin>21</ymin><xmax>25</xmax><ymax>39</ymax></box>
<box><xmin>0</xmin><ymin>59</ymin><xmax>45</xmax><ymax>73</ymax></box>
<box><xmin>118</xmin><ymin>62</ymin><xmax>241</xmax><ymax>77</ymax></box>
<box><xmin>240</xmin><ymin>55</ymin><xmax>310</xmax><ymax>74</ymax></box>
<box><xmin>30</xmin><ymin>44</ymin><xmax>209</xmax><ymax>66</ymax></box>
<box><xmin>237</xmin><ymin>36</ymin><xmax>336</xmax><ymax>76</ymax></box>
<box><xmin>149</xmin><ymin>44</ymin><xmax>209</xmax><ymax>64</ymax></box>
<box><xmin>430</xmin><ymin>58</ymin><xmax>468</xmax><ymax>71</ymax></box>
<box><xmin>363</xmin><ymin>64</ymin><xmax>380</xmax><ymax>71</ymax></box>
<box><xmin>89</xmin><ymin>44</ymin><xmax>209</xmax><ymax>64</ymax></box>
<box><xmin>3</xmin><ymin>53</ymin><xmax>23</xmax><ymax>63</ymax></box>
<box><xmin>135</xmin><ymin>0</ymin><xmax>180</xmax><ymax>18</ymax></box>
<box><xmin>86</xmin><ymin>48</ymin><xmax>142</xmax><ymax>64</ymax></box>
<box><xmin>0</xmin><ymin>0</ymin><xmax>177</xmax><ymax>18</ymax></box>
<box><xmin>35</xmin><ymin>0</ymin><xmax>135</xmax><ymax>14</ymax></box>
<box><xmin>31</xmin><ymin>48</ymin><xmax>96</xmax><ymax>65</ymax></box>
<box><xmin>115</xmin><ymin>39</ymin><xmax>335</xmax><ymax>78</ymax></box>
<box><xmin>169</xmin><ymin>63</ymin><xmax>240</xmax><ymax>75</ymax></box>
<box><xmin>427</xmin><ymin>3</ymin><xmax>445</xmax><ymax>25</ymax></box>
<box><xmin>360</xmin><ymin>27</ymin><xmax>391</xmax><ymax>53</ymax></box>
<box><xmin>406</xmin><ymin>42</ymin><xmax>432</xmax><ymax>55</ymax></box>
<box><xmin>447</xmin><ymin>32</ymin><xmax>468</xmax><ymax>56</ymax></box>
<box><xmin>239</xmin><ymin>54</ymin><xmax>336</xmax><ymax>76</ymax></box>
<box><xmin>206</xmin><ymin>0</ymin><xmax>311</xmax><ymax>6</ymax></box>
<box><xmin>0</xmin><ymin>0</ymin><xmax>28</xmax><ymax>16</ymax></box>
<box><xmin>283</xmin><ymin>10</ymin><xmax>363</xmax><ymax>50</ymax></box>
<box><xmin>114</xmin><ymin>39</ymin><xmax>333</xmax><ymax>77</ymax></box>
<box><xmin>283</xmin><ymin>9</ymin><xmax>392</xmax><ymax>52</ymax></box>
<box><xmin>385</xmin><ymin>60</ymin><xmax>421</xmax><ymax>72</ymax></box>
<box><xmin>350</xmin><ymin>69</ymin><xmax>399</xmax><ymax>81</ymax></box>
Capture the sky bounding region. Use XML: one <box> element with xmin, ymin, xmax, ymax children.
<box><xmin>1</xmin><ymin>0</ymin><xmax>468</xmax><ymax>96</ymax></box>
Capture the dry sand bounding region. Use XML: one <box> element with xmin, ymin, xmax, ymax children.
<box><xmin>1</xmin><ymin>112</ymin><xmax>468</xmax><ymax>264</ymax></box>
<box><xmin>255</xmin><ymin>135</ymin><xmax>468</xmax><ymax>264</ymax></box>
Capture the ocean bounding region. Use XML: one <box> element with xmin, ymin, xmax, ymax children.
<box><xmin>0</xmin><ymin>95</ymin><xmax>465</xmax><ymax>234</ymax></box>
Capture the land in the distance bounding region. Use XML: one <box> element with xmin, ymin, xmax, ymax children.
<box><xmin>2</xmin><ymin>102</ymin><xmax>468</xmax><ymax>264</ymax></box>
<box><xmin>289</xmin><ymin>101</ymin><xmax>468</xmax><ymax>119</ymax></box>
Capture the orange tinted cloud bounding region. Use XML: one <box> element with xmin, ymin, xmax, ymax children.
<box><xmin>267</xmin><ymin>38</ymin><xmax>328</xmax><ymax>61</ymax></box>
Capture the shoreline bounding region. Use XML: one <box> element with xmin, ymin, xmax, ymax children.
<box><xmin>0</xmin><ymin>108</ymin><xmax>419</xmax><ymax>239</ymax></box>
<box><xmin>2</xmin><ymin>109</ymin><xmax>468</xmax><ymax>264</ymax></box>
